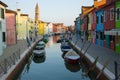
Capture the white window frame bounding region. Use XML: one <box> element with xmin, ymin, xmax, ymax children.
<box><xmin>104</xmin><ymin>11</ymin><xmax>106</xmax><ymax>22</ymax></box>
<box><xmin>110</xmin><ymin>8</ymin><xmax>114</xmax><ymax>20</ymax></box>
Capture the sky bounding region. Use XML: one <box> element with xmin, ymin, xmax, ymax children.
<box><xmin>2</xmin><ymin>0</ymin><xmax>94</xmax><ymax>26</ymax></box>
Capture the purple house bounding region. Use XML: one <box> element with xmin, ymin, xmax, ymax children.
<box><xmin>5</xmin><ymin>9</ymin><xmax>17</xmax><ymax>45</ymax></box>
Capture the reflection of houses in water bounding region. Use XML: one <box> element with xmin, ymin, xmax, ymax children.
<box><xmin>53</xmin><ymin>36</ymin><xmax>60</xmax><ymax>43</ymax></box>
<box><xmin>64</xmin><ymin>61</ymin><xmax>80</xmax><ymax>72</ymax></box>
<box><xmin>46</xmin><ymin>37</ymin><xmax>53</xmax><ymax>47</ymax></box>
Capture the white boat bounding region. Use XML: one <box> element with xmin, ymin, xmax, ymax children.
<box><xmin>33</xmin><ymin>50</ymin><xmax>45</xmax><ymax>57</ymax></box>
<box><xmin>61</xmin><ymin>42</ymin><xmax>71</xmax><ymax>52</ymax></box>
<box><xmin>37</xmin><ymin>41</ymin><xmax>45</xmax><ymax>48</ymax></box>
<box><xmin>35</xmin><ymin>45</ymin><xmax>44</xmax><ymax>50</ymax></box>
<box><xmin>64</xmin><ymin>49</ymin><xmax>80</xmax><ymax>63</ymax></box>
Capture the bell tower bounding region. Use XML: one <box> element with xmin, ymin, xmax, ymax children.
<box><xmin>35</xmin><ymin>2</ymin><xmax>40</xmax><ymax>25</ymax></box>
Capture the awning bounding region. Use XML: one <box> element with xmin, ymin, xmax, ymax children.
<box><xmin>104</xmin><ymin>29</ymin><xmax>120</xmax><ymax>36</ymax></box>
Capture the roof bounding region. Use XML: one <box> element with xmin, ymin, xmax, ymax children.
<box><xmin>81</xmin><ymin>6</ymin><xmax>95</xmax><ymax>18</ymax></box>
<box><xmin>21</xmin><ymin>14</ymin><xmax>28</xmax><ymax>16</ymax></box>
<box><xmin>6</xmin><ymin>9</ymin><xmax>17</xmax><ymax>14</ymax></box>
<box><xmin>0</xmin><ymin>1</ymin><xmax>8</xmax><ymax>7</ymax></box>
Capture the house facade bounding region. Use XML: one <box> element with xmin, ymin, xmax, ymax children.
<box><xmin>76</xmin><ymin>17</ymin><xmax>81</xmax><ymax>39</ymax></box>
<box><xmin>16</xmin><ymin>9</ymin><xmax>29</xmax><ymax>40</ymax></box>
<box><xmin>5</xmin><ymin>9</ymin><xmax>17</xmax><ymax>45</ymax></box>
<box><xmin>0</xmin><ymin>1</ymin><xmax>7</xmax><ymax>55</ymax></box>
<box><xmin>104</xmin><ymin>0</ymin><xmax>115</xmax><ymax>49</ymax></box>
<box><xmin>96</xmin><ymin>9</ymin><xmax>104</xmax><ymax>46</ymax></box>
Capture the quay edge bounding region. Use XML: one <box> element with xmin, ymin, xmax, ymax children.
<box><xmin>69</xmin><ymin>41</ymin><xmax>115</xmax><ymax>80</ymax></box>
<box><xmin>1</xmin><ymin>39</ymin><xmax>42</xmax><ymax>80</ymax></box>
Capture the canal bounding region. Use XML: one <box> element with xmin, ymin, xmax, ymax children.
<box><xmin>16</xmin><ymin>36</ymin><xmax>93</xmax><ymax>80</ymax></box>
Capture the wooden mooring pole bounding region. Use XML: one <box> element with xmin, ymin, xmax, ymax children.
<box><xmin>96</xmin><ymin>58</ymin><xmax>111</xmax><ymax>80</ymax></box>
<box><xmin>80</xmin><ymin>42</ymin><xmax>92</xmax><ymax>60</ymax></box>
<box><xmin>87</xmin><ymin>56</ymin><xmax>99</xmax><ymax>74</ymax></box>
<box><xmin>80</xmin><ymin>39</ymin><xmax>86</xmax><ymax>51</ymax></box>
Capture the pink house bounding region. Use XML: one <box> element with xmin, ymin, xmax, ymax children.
<box><xmin>5</xmin><ymin>9</ymin><xmax>17</xmax><ymax>45</ymax></box>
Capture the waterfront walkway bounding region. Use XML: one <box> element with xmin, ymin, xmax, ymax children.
<box><xmin>69</xmin><ymin>34</ymin><xmax>120</xmax><ymax>80</ymax></box>
<box><xmin>0</xmin><ymin>35</ymin><xmax>42</xmax><ymax>80</ymax></box>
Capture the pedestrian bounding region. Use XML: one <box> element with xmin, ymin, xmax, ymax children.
<box><xmin>26</xmin><ymin>37</ymin><xmax>30</xmax><ymax>47</ymax></box>
<box><xmin>29</xmin><ymin>30</ymin><xmax>32</xmax><ymax>41</ymax></box>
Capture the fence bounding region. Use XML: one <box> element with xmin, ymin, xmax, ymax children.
<box><xmin>115</xmin><ymin>61</ymin><xmax>120</xmax><ymax>80</ymax></box>
<box><xmin>0</xmin><ymin>49</ymin><xmax>20</xmax><ymax>77</ymax></box>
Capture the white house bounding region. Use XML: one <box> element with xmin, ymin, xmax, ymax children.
<box><xmin>0</xmin><ymin>1</ymin><xmax>7</xmax><ymax>55</ymax></box>
<box><xmin>47</xmin><ymin>22</ymin><xmax>53</xmax><ymax>36</ymax></box>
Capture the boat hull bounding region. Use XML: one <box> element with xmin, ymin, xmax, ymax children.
<box><xmin>64</xmin><ymin>49</ymin><xmax>80</xmax><ymax>64</ymax></box>
<box><xmin>33</xmin><ymin>50</ymin><xmax>45</xmax><ymax>57</ymax></box>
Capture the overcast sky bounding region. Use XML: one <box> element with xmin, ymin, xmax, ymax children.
<box><xmin>2</xmin><ymin>0</ymin><xmax>94</xmax><ymax>26</ymax></box>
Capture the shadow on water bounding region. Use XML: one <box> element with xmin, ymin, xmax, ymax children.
<box><xmin>33</xmin><ymin>55</ymin><xmax>46</xmax><ymax>63</ymax></box>
<box><xmin>64</xmin><ymin>61</ymin><xmax>81</xmax><ymax>72</ymax></box>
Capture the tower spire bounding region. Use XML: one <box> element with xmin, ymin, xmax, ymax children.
<box><xmin>35</xmin><ymin>2</ymin><xmax>40</xmax><ymax>25</ymax></box>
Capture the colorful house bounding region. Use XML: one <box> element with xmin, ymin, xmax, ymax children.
<box><xmin>47</xmin><ymin>22</ymin><xmax>53</xmax><ymax>36</ymax></box>
<box><xmin>5</xmin><ymin>9</ymin><xmax>17</xmax><ymax>45</ymax></box>
<box><xmin>115</xmin><ymin>1</ymin><xmax>120</xmax><ymax>53</ymax></box>
<box><xmin>76</xmin><ymin>17</ymin><xmax>81</xmax><ymax>39</ymax></box>
<box><xmin>91</xmin><ymin>8</ymin><xmax>97</xmax><ymax>44</ymax></box>
<box><xmin>81</xmin><ymin>6</ymin><xmax>94</xmax><ymax>40</ymax></box>
<box><xmin>0</xmin><ymin>1</ymin><xmax>7</xmax><ymax>55</ymax></box>
<box><xmin>96</xmin><ymin>9</ymin><xmax>104</xmax><ymax>46</ymax></box>
<box><xmin>38</xmin><ymin>21</ymin><xmax>46</xmax><ymax>35</ymax></box>
<box><xmin>103</xmin><ymin>0</ymin><xmax>115</xmax><ymax>50</ymax></box>
<box><xmin>16</xmin><ymin>9</ymin><xmax>29</xmax><ymax>40</ymax></box>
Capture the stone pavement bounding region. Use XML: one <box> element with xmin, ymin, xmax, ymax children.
<box><xmin>0</xmin><ymin>39</ymin><xmax>28</xmax><ymax>61</ymax></box>
<box><xmin>69</xmin><ymin>34</ymin><xmax>120</xmax><ymax>80</ymax></box>
<box><xmin>0</xmin><ymin>35</ymin><xmax>42</xmax><ymax>62</ymax></box>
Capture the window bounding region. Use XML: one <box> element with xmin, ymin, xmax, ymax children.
<box><xmin>96</xmin><ymin>16</ymin><xmax>99</xmax><ymax>24</ymax></box>
<box><xmin>104</xmin><ymin>11</ymin><xmax>106</xmax><ymax>22</ymax></box>
<box><xmin>2</xmin><ymin>32</ymin><xmax>6</xmax><ymax>42</ymax></box>
<box><xmin>110</xmin><ymin>8</ymin><xmax>114</xmax><ymax>20</ymax></box>
<box><xmin>101</xmin><ymin>14</ymin><xmax>104</xmax><ymax>23</ymax></box>
<box><xmin>0</xmin><ymin>8</ymin><xmax>5</xmax><ymax>19</ymax></box>
<box><xmin>0</xmin><ymin>21</ymin><xmax>1</xmax><ymax>29</ymax></box>
<box><xmin>116</xmin><ymin>8</ymin><xmax>120</xmax><ymax>21</ymax></box>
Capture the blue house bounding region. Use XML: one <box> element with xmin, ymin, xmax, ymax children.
<box><xmin>76</xmin><ymin>17</ymin><xmax>81</xmax><ymax>39</ymax></box>
<box><xmin>96</xmin><ymin>9</ymin><xmax>104</xmax><ymax>46</ymax></box>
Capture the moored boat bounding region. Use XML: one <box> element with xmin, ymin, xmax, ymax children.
<box><xmin>61</xmin><ymin>41</ymin><xmax>71</xmax><ymax>53</ymax></box>
<box><xmin>33</xmin><ymin>50</ymin><xmax>45</xmax><ymax>57</ymax></box>
<box><xmin>64</xmin><ymin>49</ymin><xmax>80</xmax><ymax>64</ymax></box>
<box><xmin>61</xmin><ymin>45</ymin><xmax>71</xmax><ymax>52</ymax></box>
<box><xmin>37</xmin><ymin>41</ymin><xmax>45</xmax><ymax>48</ymax></box>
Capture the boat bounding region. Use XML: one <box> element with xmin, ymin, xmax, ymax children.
<box><xmin>34</xmin><ymin>45</ymin><xmax>44</xmax><ymax>50</ymax></box>
<box><xmin>43</xmin><ymin>36</ymin><xmax>49</xmax><ymax>43</ymax></box>
<box><xmin>64</xmin><ymin>49</ymin><xmax>80</xmax><ymax>64</ymax></box>
<box><xmin>33</xmin><ymin>49</ymin><xmax>45</xmax><ymax>57</ymax></box>
<box><xmin>61</xmin><ymin>42</ymin><xmax>71</xmax><ymax>53</ymax></box>
<box><xmin>37</xmin><ymin>41</ymin><xmax>45</xmax><ymax>48</ymax></box>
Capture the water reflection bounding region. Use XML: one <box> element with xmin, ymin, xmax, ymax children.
<box><xmin>64</xmin><ymin>61</ymin><xmax>80</xmax><ymax>72</ymax></box>
<box><xmin>33</xmin><ymin>55</ymin><xmax>46</xmax><ymax>63</ymax></box>
<box><xmin>16</xmin><ymin>36</ymin><xmax>93</xmax><ymax>80</ymax></box>
<box><xmin>53</xmin><ymin>35</ymin><xmax>60</xmax><ymax>43</ymax></box>
<box><xmin>45</xmin><ymin>37</ymin><xmax>53</xmax><ymax>47</ymax></box>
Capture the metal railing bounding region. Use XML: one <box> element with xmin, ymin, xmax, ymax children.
<box><xmin>0</xmin><ymin>49</ymin><xmax>20</xmax><ymax>77</ymax></box>
<box><xmin>115</xmin><ymin>61</ymin><xmax>120</xmax><ymax>80</ymax></box>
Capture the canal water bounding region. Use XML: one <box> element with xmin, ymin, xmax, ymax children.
<box><xmin>17</xmin><ymin>36</ymin><xmax>92</xmax><ymax>80</ymax></box>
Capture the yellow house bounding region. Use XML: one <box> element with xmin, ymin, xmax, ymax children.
<box><xmin>38</xmin><ymin>21</ymin><xmax>46</xmax><ymax>35</ymax></box>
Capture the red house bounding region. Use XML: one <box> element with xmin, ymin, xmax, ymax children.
<box><xmin>104</xmin><ymin>0</ymin><xmax>115</xmax><ymax>50</ymax></box>
<box><xmin>5</xmin><ymin>9</ymin><xmax>17</xmax><ymax>45</ymax></box>
<box><xmin>91</xmin><ymin>8</ymin><xmax>97</xmax><ymax>44</ymax></box>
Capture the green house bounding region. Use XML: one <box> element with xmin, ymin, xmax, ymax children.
<box><xmin>115</xmin><ymin>1</ymin><xmax>120</xmax><ymax>53</ymax></box>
